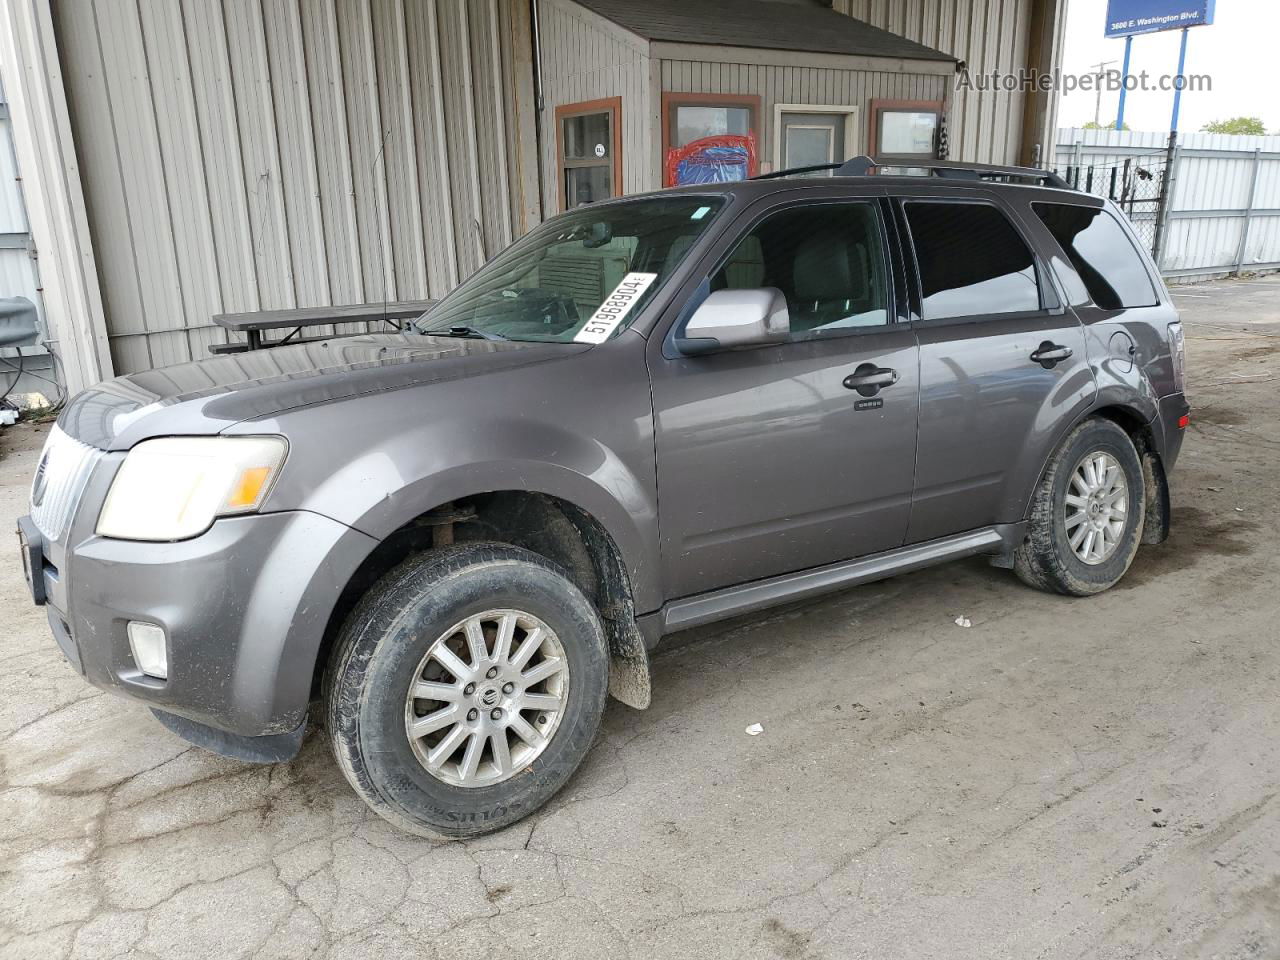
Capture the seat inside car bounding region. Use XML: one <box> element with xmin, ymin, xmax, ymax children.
<box><xmin>789</xmin><ymin>230</ymin><xmax>882</xmax><ymax>331</ymax></box>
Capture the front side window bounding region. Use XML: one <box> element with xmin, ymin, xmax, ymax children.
<box><xmin>904</xmin><ymin>201</ymin><xmax>1041</xmax><ymax>320</ymax></box>
<box><xmin>419</xmin><ymin>197</ymin><xmax>725</xmax><ymax>343</ymax></box>
<box><xmin>709</xmin><ymin>203</ymin><xmax>890</xmax><ymax>338</ymax></box>
<box><xmin>1033</xmin><ymin>202</ymin><xmax>1158</xmax><ymax>310</ymax></box>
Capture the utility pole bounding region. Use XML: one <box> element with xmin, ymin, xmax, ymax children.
<box><xmin>1090</xmin><ymin>58</ymin><xmax>1121</xmax><ymax>126</ymax></box>
<box><xmin>1088</xmin><ymin>59</ymin><xmax>1118</xmax><ymax>126</ymax></box>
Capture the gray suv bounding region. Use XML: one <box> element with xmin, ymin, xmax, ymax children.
<box><xmin>17</xmin><ymin>159</ymin><xmax>1189</xmax><ymax>837</ymax></box>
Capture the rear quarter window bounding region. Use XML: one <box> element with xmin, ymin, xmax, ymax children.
<box><xmin>1033</xmin><ymin>202</ymin><xmax>1158</xmax><ymax>310</ymax></box>
<box><xmin>904</xmin><ymin>201</ymin><xmax>1041</xmax><ymax>320</ymax></box>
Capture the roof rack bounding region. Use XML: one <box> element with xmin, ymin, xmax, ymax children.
<box><xmin>753</xmin><ymin>155</ymin><xmax>1071</xmax><ymax>190</ymax></box>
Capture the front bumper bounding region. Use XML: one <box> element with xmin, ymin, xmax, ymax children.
<box><xmin>24</xmin><ymin>507</ymin><xmax>377</xmax><ymax>747</ymax></box>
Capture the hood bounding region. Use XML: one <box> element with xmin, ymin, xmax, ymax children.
<box><xmin>59</xmin><ymin>333</ymin><xmax>587</xmax><ymax>450</ymax></box>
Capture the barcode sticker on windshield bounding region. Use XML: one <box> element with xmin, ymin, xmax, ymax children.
<box><xmin>574</xmin><ymin>272</ymin><xmax>659</xmax><ymax>344</ymax></box>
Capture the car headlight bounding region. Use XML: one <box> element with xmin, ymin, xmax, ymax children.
<box><xmin>97</xmin><ymin>436</ymin><xmax>287</xmax><ymax>541</ymax></box>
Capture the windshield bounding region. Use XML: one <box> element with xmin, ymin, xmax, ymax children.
<box><xmin>416</xmin><ymin>196</ymin><xmax>726</xmax><ymax>343</ymax></box>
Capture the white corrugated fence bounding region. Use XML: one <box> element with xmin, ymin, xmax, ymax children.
<box><xmin>1056</xmin><ymin>127</ymin><xmax>1280</xmax><ymax>282</ymax></box>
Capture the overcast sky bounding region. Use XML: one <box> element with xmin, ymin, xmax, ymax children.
<box><xmin>1056</xmin><ymin>0</ymin><xmax>1280</xmax><ymax>134</ymax></box>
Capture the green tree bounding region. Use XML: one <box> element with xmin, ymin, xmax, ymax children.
<box><xmin>1083</xmin><ymin>120</ymin><xmax>1129</xmax><ymax>131</ymax></box>
<box><xmin>1201</xmin><ymin>117</ymin><xmax>1267</xmax><ymax>135</ymax></box>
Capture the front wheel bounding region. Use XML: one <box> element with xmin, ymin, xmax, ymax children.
<box><xmin>324</xmin><ymin>543</ymin><xmax>609</xmax><ymax>838</ymax></box>
<box><xmin>1014</xmin><ymin>418</ymin><xmax>1146</xmax><ymax>596</ymax></box>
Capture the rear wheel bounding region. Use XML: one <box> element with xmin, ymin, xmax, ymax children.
<box><xmin>1015</xmin><ymin>418</ymin><xmax>1146</xmax><ymax>596</ymax></box>
<box><xmin>324</xmin><ymin>543</ymin><xmax>609</xmax><ymax>837</ymax></box>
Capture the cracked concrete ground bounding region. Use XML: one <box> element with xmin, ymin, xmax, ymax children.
<box><xmin>2</xmin><ymin>276</ymin><xmax>1278</xmax><ymax>960</ymax></box>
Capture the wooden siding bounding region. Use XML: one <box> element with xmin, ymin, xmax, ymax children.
<box><xmin>834</xmin><ymin>0</ymin><xmax>1037</xmax><ymax>165</ymax></box>
<box><xmin>659</xmin><ymin>59</ymin><xmax>949</xmax><ymax>167</ymax></box>
<box><xmin>539</xmin><ymin>0</ymin><xmax>656</xmax><ymax>211</ymax></box>
<box><xmin>53</xmin><ymin>0</ymin><xmax>533</xmax><ymax>374</ymax></box>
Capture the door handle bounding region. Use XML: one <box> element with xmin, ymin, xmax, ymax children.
<box><xmin>1030</xmin><ymin>341</ymin><xmax>1073</xmax><ymax>368</ymax></box>
<box><xmin>843</xmin><ymin>364</ymin><xmax>899</xmax><ymax>397</ymax></box>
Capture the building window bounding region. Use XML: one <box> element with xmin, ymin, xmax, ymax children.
<box><xmin>556</xmin><ymin>97</ymin><xmax>622</xmax><ymax>211</ymax></box>
<box><xmin>869</xmin><ymin>99</ymin><xmax>943</xmax><ymax>161</ymax></box>
<box><xmin>662</xmin><ymin>93</ymin><xmax>761</xmax><ymax>186</ymax></box>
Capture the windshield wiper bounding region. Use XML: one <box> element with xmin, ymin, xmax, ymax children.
<box><xmin>421</xmin><ymin>325</ymin><xmax>508</xmax><ymax>341</ymax></box>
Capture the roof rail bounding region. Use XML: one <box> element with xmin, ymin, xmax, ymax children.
<box><xmin>753</xmin><ymin>155</ymin><xmax>1071</xmax><ymax>190</ymax></box>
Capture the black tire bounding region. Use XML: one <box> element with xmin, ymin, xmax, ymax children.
<box><xmin>324</xmin><ymin>542</ymin><xmax>609</xmax><ymax>838</ymax></box>
<box><xmin>1014</xmin><ymin>418</ymin><xmax>1146</xmax><ymax>596</ymax></box>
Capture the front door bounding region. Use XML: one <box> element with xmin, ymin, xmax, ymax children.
<box><xmin>779</xmin><ymin>112</ymin><xmax>847</xmax><ymax>173</ymax></box>
<box><xmin>649</xmin><ymin>197</ymin><xmax>920</xmax><ymax>598</ymax></box>
<box><xmin>898</xmin><ymin>194</ymin><xmax>1097</xmax><ymax>543</ymax></box>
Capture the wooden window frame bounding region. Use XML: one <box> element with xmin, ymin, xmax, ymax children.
<box><xmin>771</xmin><ymin>103</ymin><xmax>861</xmax><ymax>173</ymax></box>
<box><xmin>868</xmin><ymin>98</ymin><xmax>944</xmax><ymax>161</ymax></box>
<box><xmin>661</xmin><ymin>92</ymin><xmax>762</xmax><ymax>186</ymax></box>
<box><xmin>555</xmin><ymin>96</ymin><xmax>623</xmax><ymax>212</ymax></box>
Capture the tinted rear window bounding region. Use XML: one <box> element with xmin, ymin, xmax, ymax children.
<box><xmin>1033</xmin><ymin>202</ymin><xmax>1157</xmax><ymax>309</ymax></box>
<box><xmin>904</xmin><ymin>201</ymin><xmax>1041</xmax><ymax>320</ymax></box>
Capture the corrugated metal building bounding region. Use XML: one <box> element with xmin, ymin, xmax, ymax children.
<box><xmin>0</xmin><ymin>0</ymin><xmax>1065</xmax><ymax>392</ymax></box>
<box><xmin>1</xmin><ymin>76</ymin><xmax>53</xmax><ymax>398</ymax></box>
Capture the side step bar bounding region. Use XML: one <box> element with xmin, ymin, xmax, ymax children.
<box><xmin>661</xmin><ymin>528</ymin><xmax>1007</xmax><ymax>633</ymax></box>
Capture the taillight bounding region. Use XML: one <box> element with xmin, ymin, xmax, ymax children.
<box><xmin>1168</xmin><ymin>321</ymin><xmax>1185</xmax><ymax>393</ymax></box>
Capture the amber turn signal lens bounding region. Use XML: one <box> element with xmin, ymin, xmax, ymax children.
<box><xmin>226</xmin><ymin>466</ymin><xmax>272</xmax><ymax>509</ymax></box>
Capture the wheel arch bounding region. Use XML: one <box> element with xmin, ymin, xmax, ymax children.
<box><xmin>1088</xmin><ymin>404</ymin><xmax>1171</xmax><ymax>545</ymax></box>
<box><xmin>312</xmin><ymin>488</ymin><xmax>653</xmax><ymax>711</ymax></box>
<box><xmin>1027</xmin><ymin>400</ymin><xmax>1171</xmax><ymax>545</ymax></box>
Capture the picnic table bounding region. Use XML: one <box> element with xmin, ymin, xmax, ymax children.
<box><xmin>211</xmin><ymin>299</ymin><xmax>436</xmax><ymax>353</ymax></box>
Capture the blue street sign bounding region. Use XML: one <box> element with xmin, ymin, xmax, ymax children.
<box><xmin>1105</xmin><ymin>0</ymin><xmax>1215</xmax><ymax>37</ymax></box>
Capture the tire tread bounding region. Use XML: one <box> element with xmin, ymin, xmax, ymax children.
<box><xmin>323</xmin><ymin>542</ymin><xmax>607</xmax><ymax>838</ymax></box>
<box><xmin>1014</xmin><ymin>417</ymin><xmax>1145</xmax><ymax>597</ymax></box>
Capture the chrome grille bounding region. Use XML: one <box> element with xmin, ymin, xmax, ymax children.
<box><xmin>29</xmin><ymin>425</ymin><xmax>103</xmax><ymax>542</ymax></box>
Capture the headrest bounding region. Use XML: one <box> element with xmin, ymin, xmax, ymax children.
<box><xmin>792</xmin><ymin>235</ymin><xmax>852</xmax><ymax>302</ymax></box>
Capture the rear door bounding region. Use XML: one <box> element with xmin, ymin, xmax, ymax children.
<box><xmin>648</xmin><ymin>192</ymin><xmax>920</xmax><ymax>598</ymax></box>
<box><xmin>1025</xmin><ymin>198</ymin><xmax>1178</xmax><ymax>399</ymax></box>
<box><xmin>897</xmin><ymin>190</ymin><xmax>1097</xmax><ymax>543</ymax></box>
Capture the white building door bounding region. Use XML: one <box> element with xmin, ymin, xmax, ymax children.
<box><xmin>775</xmin><ymin>105</ymin><xmax>860</xmax><ymax>175</ymax></box>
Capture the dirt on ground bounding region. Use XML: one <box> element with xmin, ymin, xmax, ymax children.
<box><xmin>0</xmin><ymin>276</ymin><xmax>1277</xmax><ymax>960</ymax></box>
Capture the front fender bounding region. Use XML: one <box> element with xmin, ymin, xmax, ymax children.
<box><xmin>239</xmin><ymin>339</ymin><xmax>662</xmax><ymax>612</ymax></box>
<box><xmin>347</xmin><ymin>450</ymin><xmax>660</xmax><ymax>613</ymax></box>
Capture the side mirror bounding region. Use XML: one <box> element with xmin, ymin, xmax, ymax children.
<box><xmin>676</xmin><ymin>288</ymin><xmax>790</xmax><ymax>356</ymax></box>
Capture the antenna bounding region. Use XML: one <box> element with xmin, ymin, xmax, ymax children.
<box><xmin>370</xmin><ymin>126</ymin><xmax>397</xmax><ymax>331</ymax></box>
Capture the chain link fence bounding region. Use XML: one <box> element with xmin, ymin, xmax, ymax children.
<box><xmin>1051</xmin><ymin>155</ymin><xmax>1169</xmax><ymax>254</ymax></box>
<box><xmin>1056</xmin><ymin>128</ymin><xmax>1280</xmax><ymax>280</ymax></box>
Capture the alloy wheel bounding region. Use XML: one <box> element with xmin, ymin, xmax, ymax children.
<box><xmin>1064</xmin><ymin>450</ymin><xmax>1129</xmax><ymax>565</ymax></box>
<box><xmin>404</xmin><ymin>609</ymin><xmax>569</xmax><ymax>787</ymax></box>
